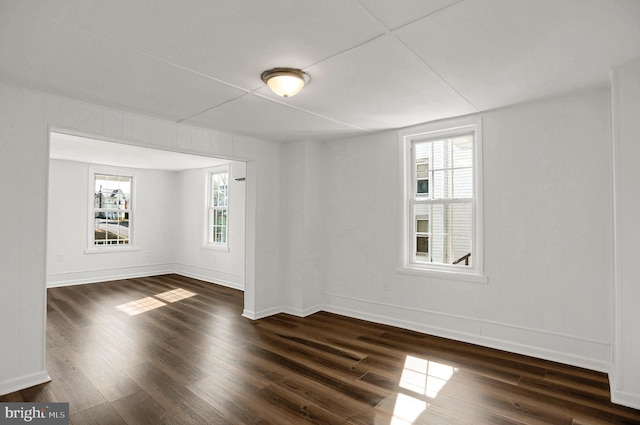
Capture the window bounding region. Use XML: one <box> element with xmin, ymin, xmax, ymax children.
<box><xmin>401</xmin><ymin>118</ymin><xmax>483</xmax><ymax>279</ymax></box>
<box><xmin>208</xmin><ymin>171</ymin><xmax>228</xmax><ymax>245</ymax></box>
<box><xmin>92</xmin><ymin>173</ymin><xmax>132</xmax><ymax>246</ymax></box>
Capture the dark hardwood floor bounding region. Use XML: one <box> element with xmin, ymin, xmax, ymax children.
<box><xmin>2</xmin><ymin>274</ymin><xmax>639</xmax><ymax>424</ymax></box>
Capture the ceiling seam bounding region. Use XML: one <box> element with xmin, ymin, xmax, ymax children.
<box><xmin>352</xmin><ymin>0</ymin><xmax>479</xmax><ymax>113</ymax></box>
<box><xmin>176</xmin><ymin>93</ymin><xmax>251</xmax><ymax>124</ymax></box>
<box><xmin>22</xmin><ymin>6</ymin><xmax>255</xmax><ymax>95</ymax></box>
<box><xmin>299</xmin><ymin>32</ymin><xmax>389</xmax><ymax>71</ymax></box>
<box><xmin>251</xmin><ymin>92</ymin><xmax>370</xmax><ymax>132</ymax></box>
<box><xmin>389</xmin><ymin>0</ymin><xmax>468</xmax><ymax>32</ymax></box>
<box><xmin>392</xmin><ymin>34</ymin><xmax>479</xmax><ymax>113</ymax></box>
<box><xmin>179</xmin><ymin>88</ymin><xmax>370</xmax><ymax>133</ymax></box>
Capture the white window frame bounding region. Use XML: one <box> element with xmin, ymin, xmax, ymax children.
<box><xmin>205</xmin><ymin>167</ymin><xmax>230</xmax><ymax>250</ymax></box>
<box><xmin>86</xmin><ymin>166</ymin><xmax>137</xmax><ymax>253</ymax></box>
<box><xmin>398</xmin><ymin>116</ymin><xmax>486</xmax><ymax>284</ymax></box>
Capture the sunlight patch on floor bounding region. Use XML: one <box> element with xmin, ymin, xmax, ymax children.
<box><xmin>390</xmin><ymin>393</ymin><xmax>427</xmax><ymax>425</ymax></box>
<box><xmin>115</xmin><ymin>288</ymin><xmax>197</xmax><ymax>316</ymax></box>
<box><xmin>116</xmin><ymin>296</ymin><xmax>166</xmax><ymax>316</ymax></box>
<box><xmin>155</xmin><ymin>288</ymin><xmax>197</xmax><ymax>303</ymax></box>
<box><xmin>399</xmin><ymin>355</ymin><xmax>456</xmax><ymax>398</ymax></box>
<box><xmin>387</xmin><ymin>355</ymin><xmax>457</xmax><ymax>424</ymax></box>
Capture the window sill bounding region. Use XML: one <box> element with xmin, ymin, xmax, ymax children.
<box><xmin>396</xmin><ymin>266</ymin><xmax>488</xmax><ymax>284</ymax></box>
<box><xmin>84</xmin><ymin>246</ymin><xmax>141</xmax><ymax>255</ymax></box>
<box><xmin>201</xmin><ymin>243</ymin><xmax>229</xmax><ymax>252</ymax></box>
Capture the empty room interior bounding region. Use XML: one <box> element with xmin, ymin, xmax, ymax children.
<box><xmin>2</xmin><ymin>1</ymin><xmax>640</xmax><ymax>424</ymax></box>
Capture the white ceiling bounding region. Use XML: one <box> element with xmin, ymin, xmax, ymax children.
<box><xmin>1</xmin><ymin>0</ymin><xmax>639</xmax><ymax>144</ymax></box>
<box><xmin>50</xmin><ymin>132</ymin><xmax>228</xmax><ymax>171</ymax></box>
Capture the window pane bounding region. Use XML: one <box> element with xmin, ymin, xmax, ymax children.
<box><xmin>452</xmin><ymin>135</ymin><xmax>473</xmax><ymax>168</ymax></box>
<box><xmin>209</xmin><ymin>171</ymin><xmax>229</xmax><ymax>244</ymax></box>
<box><xmin>221</xmin><ymin>189</ymin><xmax>228</xmax><ymax>207</ymax></box>
<box><xmin>413</xmin><ymin>202</ymin><xmax>471</xmax><ymax>265</ymax></box>
<box><xmin>431</xmin><ymin>169</ymin><xmax>454</xmax><ymax>199</ymax></box>
<box><xmin>214</xmin><ymin>209</ymin><xmax>227</xmax><ymax>226</ymax></box>
<box><xmin>94</xmin><ymin>212</ymin><xmax>129</xmax><ymax>245</ymax></box>
<box><xmin>211</xmin><ymin>173</ymin><xmax>229</xmax><ymax>207</ymax></box>
<box><xmin>409</xmin><ymin>128</ymin><xmax>476</xmax><ymax>268</ymax></box>
<box><xmin>418</xmin><ymin>135</ymin><xmax>473</xmax><ymax>201</ymax></box>
<box><xmin>415</xmin><ymin>143</ymin><xmax>430</xmax><ymax>162</ymax></box>
<box><xmin>449</xmin><ymin>203</ymin><xmax>472</xmax><ymax>234</ymax></box>
<box><xmin>453</xmin><ymin>168</ymin><xmax>472</xmax><ymax>198</ymax></box>
<box><xmin>451</xmin><ymin>236</ymin><xmax>472</xmax><ymax>266</ymax></box>
<box><xmin>94</xmin><ymin>174</ymin><xmax>132</xmax><ymax>246</ymax></box>
<box><xmin>95</xmin><ymin>175</ymin><xmax>131</xmax><ymax>209</ymax></box>
<box><xmin>212</xmin><ymin>225</ymin><xmax>227</xmax><ymax>244</ymax></box>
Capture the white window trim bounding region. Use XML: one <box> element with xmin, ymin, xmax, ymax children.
<box><xmin>398</xmin><ymin>116</ymin><xmax>487</xmax><ymax>284</ymax></box>
<box><xmin>204</xmin><ymin>166</ymin><xmax>230</xmax><ymax>251</ymax></box>
<box><xmin>85</xmin><ymin>165</ymin><xmax>137</xmax><ymax>254</ymax></box>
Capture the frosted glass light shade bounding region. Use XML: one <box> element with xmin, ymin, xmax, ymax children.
<box><xmin>261</xmin><ymin>68</ymin><xmax>310</xmax><ymax>97</ymax></box>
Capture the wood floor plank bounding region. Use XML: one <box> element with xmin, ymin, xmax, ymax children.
<box><xmin>69</xmin><ymin>401</ymin><xmax>128</xmax><ymax>425</ymax></box>
<box><xmin>2</xmin><ymin>274</ymin><xmax>639</xmax><ymax>425</ymax></box>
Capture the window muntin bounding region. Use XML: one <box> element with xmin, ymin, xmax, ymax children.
<box><xmin>408</xmin><ymin>130</ymin><xmax>476</xmax><ymax>269</ymax></box>
<box><xmin>93</xmin><ymin>174</ymin><xmax>132</xmax><ymax>246</ymax></box>
<box><xmin>208</xmin><ymin>171</ymin><xmax>228</xmax><ymax>245</ymax></box>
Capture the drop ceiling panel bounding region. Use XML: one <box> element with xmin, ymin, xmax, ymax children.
<box><xmin>184</xmin><ymin>94</ymin><xmax>366</xmax><ymax>143</ymax></box>
<box><xmin>396</xmin><ymin>0</ymin><xmax>640</xmax><ymax>111</ymax></box>
<box><xmin>0</xmin><ymin>5</ymin><xmax>245</xmax><ymax>121</ymax></box>
<box><xmin>165</xmin><ymin>1</ymin><xmax>387</xmax><ymax>89</ymax></box>
<box><xmin>359</xmin><ymin>0</ymin><xmax>462</xmax><ymax>30</ymax></box>
<box><xmin>256</xmin><ymin>35</ymin><xmax>476</xmax><ymax>130</ymax></box>
<box><xmin>15</xmin><ymin>0</ymin><xmax>387</xmax><ymax>89</ymax></box>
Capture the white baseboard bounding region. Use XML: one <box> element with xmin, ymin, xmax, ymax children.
<box><xmin>47</xmin><ymin>263</ymin><xmax>244</xmax><ymax>291</ymax></box>
<box><xmin>243</xmin><ymin>304</ymin><xmax>324</xmax><ymax>320</ymax></box>
<box><xmin>278</xmin><ymin>304</ymin><xmax>324</xmax><ymax>317</ymax></box>
<box><xmin>0</xmin><ymin>370</ymin><xmax>51</xmax><ymax>396</ymax></box>
<box><xmin>320</xmin><ymin>291</ymin><xmax>612</xmax><ymax>374</ymax></box>
<box><xmin>47</xmin><ymin>264</ymin><xmax>175</xmax><ymax>287</ymax></box>
<box><xmin>609</xmin><ymin>367</ymin><xmax>640</xmax><ymax>410</ymax></box>
<box><xmin>611</xmin><ymin>389</ymin><xmax>640</xmax><ymax>410</ymax></box>
<box><xmin>323</xmin><ymin>303</ymin><xmax>610</xmax><ymax>373</ymax></box>
<box><xmin>243</xmin><ymin>306</ymin><xmax>284</xmax><ymax>320</ymax></box>
<box><xmin>173</xmin><ymin>264</ymin><xmax>244</xmax><ymax>291</ymax></box>
<box><xmin>240</xmin><ymin>295</ymin><xmax>610</xmax><ymax>374</ymax></box>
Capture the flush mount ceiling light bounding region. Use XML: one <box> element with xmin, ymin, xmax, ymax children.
<box><xmin>261</xmin><ymin>68</ymin><xmax>310</xmax><ymax>97</ymax></box>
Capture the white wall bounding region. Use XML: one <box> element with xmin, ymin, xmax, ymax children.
<box><xmin>174</xmin><ymin>162</ymin><xmax>245</xmax><ymax>289</ymax></box>
<box><xmin>47</xmin><ymin>160</ymin><xmax>177</xmax><ymax>286</ymax></box>
<box><xmin>279</xmin><ymin>141</ymin><xmax>325</xmax><ymax>316</ymax></box>
<box><xmin>612</xmin><ymin>57</ymin><xmax>640</xmax><ymax>409</ymax></box>
<box><xmin>320</xmin><ymin>87</ymin><xmax>613</xmax><ymax>372</ymax></box>
<box><xmin>0</xmin><ymin>82</ymin><xmax>282</xmax><ymax>395</ymax></box>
